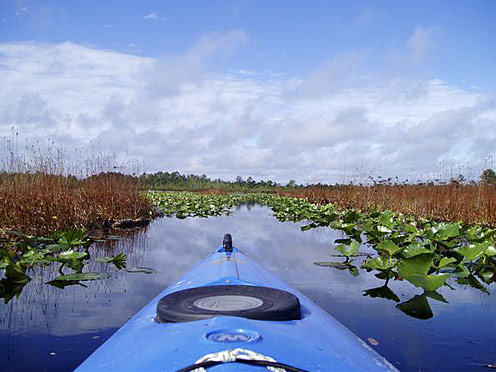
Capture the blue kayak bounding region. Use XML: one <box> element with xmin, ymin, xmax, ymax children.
<box><xmin>76</xmin><ymin>234</ymin><xmax>398</xmax><ymax>371</ymax></box>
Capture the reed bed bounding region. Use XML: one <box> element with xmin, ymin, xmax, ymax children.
<box><xmin>278</xmin><ymin>184</ymin><xmax>496</xmax><ymax>227</ymax></box>
<box><xmin>0</xmin><ymin>172</ymin><xmax>152</xmax><ymax>235</ymax></box>
<box><xmin>0</xmin><ymin>138</ymin><xmax>152</xmax><ymax>235</ymax></box>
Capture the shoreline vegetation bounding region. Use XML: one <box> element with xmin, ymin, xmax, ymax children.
<box><xmin>0</xmin><ymin>146</ymin><xmax>495</xmax><ymax>302</ymax></box>
<box><xmin>140</xmin><ymin>170</ymin><xmax>496</xmax><ymax>227</ymax></box>
<box><xmin>0</xmin><ymin>172</ymin><xmax>155</xmax><ymax>236</ymax></box>
<box><xmin>0</xmin><ymin>146</ymin><xmax>157</xmax><ymax>301</ymax></box>
<box><xmin>2</xmin><ymin>169</ymin><xmax>495</xmax><ymax>235</ymax></box>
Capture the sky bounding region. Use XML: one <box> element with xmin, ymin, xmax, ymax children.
<box><xmin>0</xmin><ymin>0</ymin><xmax>494</xmax><ymax>183</ymax></box>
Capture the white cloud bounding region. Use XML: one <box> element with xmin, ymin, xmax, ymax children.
<box><xmin>142</xmin><ymin>12</ymin><xmax>166</xmax><ymax>21</ymax></box>
<box><xmin>0</xmin><ymin>37</ymin><xmax>493</xmax><ymax>184</ymax></box>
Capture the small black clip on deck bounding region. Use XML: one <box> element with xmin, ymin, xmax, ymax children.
<box><xmin>223</xmin><ymin>233</ymin><xmax>233</xmax><ymax>252</ymax></box>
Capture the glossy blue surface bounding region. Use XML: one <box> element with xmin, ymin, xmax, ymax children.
<box><xmin>76</xmin><ymin>246</ymin><xmax>397</xmax><ymax>371</ymax></box>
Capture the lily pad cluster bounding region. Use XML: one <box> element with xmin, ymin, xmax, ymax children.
<box><xmin>0</xmin><ymin>229</ymin><xmax>126</xmax><ymax>303</ymax></box>
<box><xmin>256</xmin><ymin>195</ymin><xmax>495</xmax><ymax>293</ymax></box>
<box><xmin>148</xmin><ymin>191</ymin><xmax>254</xmax><ymax>218</ymax></box>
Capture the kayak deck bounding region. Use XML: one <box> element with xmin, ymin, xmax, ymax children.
<box><xmin>76</xmin><ymin>244</ymin><xmax>398</xmax><ymax>371</ymax></box>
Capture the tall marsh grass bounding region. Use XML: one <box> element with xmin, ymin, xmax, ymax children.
<box><xmin>0</xmin><ymin>138</ymin><xmax>152</xmax><ymax>235</ymax></box>
<box><xmin>279</xmin><ymin>184</ymin><xmax>496</xmax><ymax>227</ymax></box>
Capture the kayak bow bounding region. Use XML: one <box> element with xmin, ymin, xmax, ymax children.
<box><xmin>76</xmin><ymin>234</ymin><xmax>398</xmax><ymax>371</ymax></box>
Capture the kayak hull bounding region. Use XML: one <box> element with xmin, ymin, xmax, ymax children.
<box><xmin>76</xmin><ymin>247</ymin><xmax>398</xmax><ymax>371</ymax></box>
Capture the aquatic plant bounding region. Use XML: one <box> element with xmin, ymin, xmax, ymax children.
<box><xmin>148</xmin><ymin>191</ymin><xmax>255</xmax><ymax>218</ymax></box>
<box><xmin>278</xmin><ymin>183</ymin><xmax>496</xmax><ymax>227</ymax></box>
<box><xmin>0</xmin><ymin>229</ymin><xmax>126</xmax><ymax>302</ymax></box>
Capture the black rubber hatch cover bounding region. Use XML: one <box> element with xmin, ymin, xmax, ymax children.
<box><xmin>157</xmin><ymin>285</ymin><xmax>301</xmax><ymax>323</ymax></box>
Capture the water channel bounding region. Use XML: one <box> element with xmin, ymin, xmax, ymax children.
<box><xmin>0</xmin><ymin>204</ymin><xmax>494</xmax><ymax>371</ymax></box>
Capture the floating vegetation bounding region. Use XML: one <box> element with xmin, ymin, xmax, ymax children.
<box><xmin>0</xmin><ymin>229</ymin><xmax>127</xmax><ymax>303</ymax></box>
<box><xmin>278</xmin><ymin>182</ymin><xmax>496</xmax><ymax>227</ymax></box>
<box><xmin>47</xmin><ymin>272</ymin><xmax>111</xmax><ymax>289</ymax></box>
<box><xmin>148</xmin><ymin>191</ymin><xmax>255</xmax><ymax>218</ymax></box>
<box><xmin>96</xmin><ymin>252</ymin><xmax>127</xmax><ymax>269</ymax></box>
<box><xmin>125</xmin><ymin>267</ymin><xmax>157</xmax><ymax>274</ymax></box>
<box><xmin>256</xmin><ymin>195</ymin><xmax>496</xmax><ymax>318</ymax></box>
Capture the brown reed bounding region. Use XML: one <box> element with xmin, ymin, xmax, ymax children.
<box><xmin>0</xmin><ymin>136</ymin><xmax>152</xmax><ymax>235</ymax></box>
<box><xmin>0</xmin><ymin>172</ymin><xmax>152</xmax><ymax>235</ymax></box>
<box><xmin>278</xmin><ymin>184</ymin><xmax>496</xmax><ymax>227</ymax></box>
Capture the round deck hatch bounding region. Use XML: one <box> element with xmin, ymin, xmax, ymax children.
<box><xmin>157</xmin><ymin>285</ymin><xmax>301</xmax><ymax>323</ymax></box>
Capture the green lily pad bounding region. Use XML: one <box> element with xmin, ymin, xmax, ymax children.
<box><xmin>376</xmin><ymin>240</ymin><xmax>402</xmax><ymax>256</ymax></box>
<box><xmin>47</xmin><ymin>280</ymin><xmax>89</xmax><ymax>289</ymax></box>
<box><xmin>363</xmin><ymin>256</ymin><xmax>392</xmax><ymax>270</ymax></box>
<box><xmin>57</xmin><ymin>251</ymin><xmax>88</xmax><ymax>261</ymax></box>
<box><xmin>125</xmin><ymin>267</ymin><xmax>156</xmax><ymax>274</ymax></box>
<box><xmin>402</xmin><ymin>243</ymin><xmax>433</xmax><ymax>258</ymax></box>
<box><xmin>348</xmin><ymin>266</ymin><xmax>359</xmax><ymax>276</ymax></box>
<box><xmin>452</xmin><ymin>263</ymin><xmax>470</xmax><ymax>278</ymax></box>
<box><xmin>378</xmin><ymin>211</ymin><xmax>395</xmax><ymax>228</ymax></box>
<box><xmin>315</xmin><ymin>261</ymin><xmax>349</xmax><ymax>269</ymax></box>
<box><xmin>45</xmin><ymin>244</ymin><xmax>64</xmax><ymax>252</ymax></box>
<box><xmin>484</xmin><ymin>242</ymin><xmax>496</xmax><ymax>257</ymax></box>
<box><xmin>5</xmin><ymin>262</ymin><xmax>30</xmax><ymax>284</ymax></box>
<box><xmin>436</xmin><ymin>257</ymin><xmax>457</xmax><ymax>269</ymax></box>
<box><xmin>456</xmin><ymin>243</ymin><xmax>487</xmax><ymax>261</ymax></box>
<box><xmin>398</xmin><ymin>254</ymin><xmax>434</xmax><ymax>277</ymax></box>
<box><xmin>377</xmin><ymin>225</ymin><xmax>392</xmax><ymax>233</ymax></box>
<box><xmin>401</xmin><ymin>223</ymin><xmax>418</xmax><ymax>234</ymax></box>
<box><xmin>335</xmin><ymin>240</ymin><xmax>360</xmax><ymax>257</ymax></box>
<box><xmin>22</xmin><ymin>251</ymin><xmax>52</xmax><ymax>266</ymax></box>
<box><xmin>435</xmin><ymin>223</ymin><xmax>460</xmax><ymax>241</ymax></box>
<box><xmin>403</xmin><ymin>273</ymin><xmax>450</xmax><ymax>292</ymax></box>
<box><xmin>49</xmin><ymin>272</ymin><xmax>109</xmax><ymax>282</ymax></box>
<box><xmin>96</xmin><ymin>253</ymin><xmax>127</xmax><ymax>270</ymax></box>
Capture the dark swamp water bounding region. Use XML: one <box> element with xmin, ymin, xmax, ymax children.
<box><xmin>0</xmin><ymin>204</ymin><xmax>494</xmax><ymax>371</ymax></box>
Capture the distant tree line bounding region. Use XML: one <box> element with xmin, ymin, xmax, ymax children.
<box><xmin>4</xmin><ymin>168</ymin><xmax>493</xmax><ymax>190</ymax></box>
<box><xmin>138</xmin><ymin>169</ymin><xmax>496</xmax><ymax>191</ymax></box>
<box><xmin>139</xmin><ymin>171</ymin><xmax>303</xmax><ymax>191</ymax></box>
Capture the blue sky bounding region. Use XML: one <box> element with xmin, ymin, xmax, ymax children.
<box><xmin>2</xmin><ymin>0</ymin><xmax>494</xmax><ymax>90</ymax></box>
<box><xmin>0</xmin><ymin>0</ymin><xmax>494</xmax><ymax>182</ymax></box>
